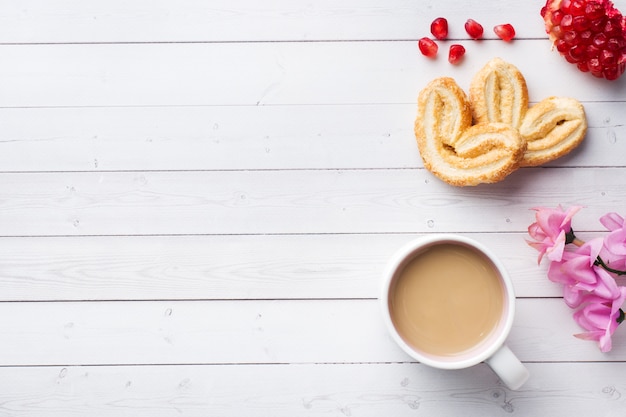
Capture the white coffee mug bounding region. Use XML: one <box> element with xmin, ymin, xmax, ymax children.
<box><xmin>380</xmin><ymin>234</ymin><xmax>529</xmax><ymax>390</ymax></box>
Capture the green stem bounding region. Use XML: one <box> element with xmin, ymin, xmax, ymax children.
<box><xmin>565</xmin><ymin>228</ymin><xmax>577</xmax><ymax>245</ymax></box>
<box><xmin>566</xmin><ymin>230</ymin><xmax>626</xmax><ymax>327</ymax></box>
<box><xmin>595</xmin><ymin>256</ymin><xmax>626</xmax><ymax>276</ymax></box>
<box><xmin>568</xmin><ymin>228</ymin><xmax>626</xmax><ymax>276</ymax></box>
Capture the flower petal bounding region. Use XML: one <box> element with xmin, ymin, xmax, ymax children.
<box><xmin>600</xmin><ymin>212</ymin><xmax>625</xmax><ymax>232</ymax></box>
<box><xmin>574</xmin><ymin>330</ymin><xmax>604</xmax><ymax>342</ymax></box>
<box><xmin>561</xmin><ymin>255</ymin><xmax>598</xmax><ymax>284</ymax></box>
<box><xmin>604</xmin><ymin>229</ymin><xmax>626</xmax><ymax>256</ymax></box>
<box><xmin>592</xmin><ymin>267</ymin><xmax>622</xmax><ymax>300</ymax></box>
<box><xmin>563</xmin><ymin>285</ymin><xmax>585</xmax><ymax>308</ymax></box>
<box><xmin>582</xmin><ymin>238</ymin><xmax>604</xmax><ymax>265</ymax></box>
<box><xmin>546</xmin><ymin>231</ymin><xmax>566</xmax><ymax>262</ymax></box>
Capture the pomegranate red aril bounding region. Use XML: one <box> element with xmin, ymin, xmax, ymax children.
<box><xmin>570</xmin><ymin>44</ymin><xmax>588</xmax><ymax>60</ymax></box>
<box><xmin>552</xmin><ymin>9</ymin><xmax>565</xmax><ymax>25</ymax></box>
<box><xmin>448</xmin><ymin>44</ymin><xmax>466</xmax><ymax>64</ymax></box>
<box><xmin>565</xmin><ymin>51</ymin><xmax>579</xmax><ymax>62</ymax></box>
<box><xmin>580</xmin><ymin>30</ymin><xmax>593</xmax><ymax>43</ymax></box>
<box><xmin>608</xmin><ymin>36</ymin><xmax>624</xmax><ymax>50</ymax></box>
<box><xmin>561</xmin><ymin>14</ymin><xmax>574</xmax><ymax>30</ymax></box>
<box><xmin>590</xmin><ymin>16</ymin><xmax>607</xmax><ymax>32</ymax></box>
<box><xmin>600</xmin><ymin>49</ymin><xmax>617</xmax><ymax>65</ymax></box>
<box><xmin>494</xmin><ymin>23</ymin><xmax>516</xmax><ymax>41</ymax></box>
<box><xmin>418</xmin><ymin>37</ymin><xmax>439</xmax><ymax>58</ymax></box>
<box><xmin>431</xmin><ymin>17</ymin><xmax>449</xmax><ymax>40</ymax></box>
<box><xmin>585</xmin><ymin>2</ymin><xmax>605</xmax><ymax>19</ymax></box>
<box><xmin>606</xmin><ymin>18</ymin><xmax>623</xmax><ymax>37</ymax></box>
<box><xmin>593</xmin><ymin>32</ymin><xmax>608</xmax><ymax>47</ymax></box>
<box><xmin>542</xmin><ymin>0</ymin><xmax>626</xmax><ymax>80</ymax></box>
<box><xmin>586</xmin><ymin>44</ymin><xmax>601</xmax><ymax>57</ymax></box>
<box><xmin>556</xmin><ymin>38</ymin><xmax>570</xmax><ymax>52</ymax></box>
<box><xmin>604</xmin><ymin>63</ymin><xmax>623</xmax><ymax>79</ymax></box>
<box><xmin>589</xmin><ymin>57</ymin><xmax>603</xmax><ymax>72</ymax></box>
<box><xmin>465</xmin><ymin>19</ymin><xmax>484</xmax><ymax>39</ymax></box>
<box><xmin>552</xmin><ymin>24</ymin><xmax>564</xmax><ymax>39</ymax></box>
<box><xmin>571</xmin><ymin>0</ymin><xmax>586</xmax><ymax>15</ymax></box>
<box><xmin>573</xmin><ymin>15</ymin><xmax>591</xmax><ymax>30</ymax></box>
<box><xmin>564</xmin><ymin>30</ymin><xmax>579</xmax><ymax>44</ymax></box>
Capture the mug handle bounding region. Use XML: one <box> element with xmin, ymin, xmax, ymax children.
<box><xmin>485</xmin><ymin>344</ymin><xmax>529</xmax><ymax>390</ymax></box>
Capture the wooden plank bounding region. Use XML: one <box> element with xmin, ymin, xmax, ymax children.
<box><xmin>0</xmin><ymin>104</ymin><xmax>422</xmax><ymax>172</ymax></box>
<box><xmin>0</xmin><ymin>233</ymin><xmax>558</xmax><ymax>302</ymax></box>
<box><xmin>0</xmin><ymin>299</ymin><xmax>623</xmax><ymax>366</ymax></box>
<box><xmin>0</xmin><ymin>0</ymin><xmax>544</xmax><ymax>43</ymax></box>
<box><xmin>0</xmin><ymin>168</ymin><xmax>622</xmax><ymax>236</ymax></box>
<box><xmin>2</xmin><ymin>0</ymin><xmax>624</xmax><ymax>414</ymax></box>
<box><xmin>0</xmin><ymin>362</ymin><xmax>623</xmax><ymax>416</ymax></box>
<box><xmin>0</xmin><ymin>102</ymin><xmax>622</xmax><ymax>172</ymax></box>
<box><xmin>1</xmin><ymin>41</ymin><xmax>624</xmax><ymax>108</ymax></box>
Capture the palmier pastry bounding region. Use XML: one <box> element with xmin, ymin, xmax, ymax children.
<box><xmin>469</xmin><ymin>58</ymin><xmax>587</xmax><ymax>167</ymax></box>
<box><xmin>469</xmin><ymin>58</ymin><xmax>529</xmax><ymax>129</ymax></box>
<box><xmin>415</xmin><ymin>77</ymin><xmax>526</xmax><ymax>186</ymax></box>
<box><xmin>414</xmin><ymin>58</ymin><xmax>587</xmax><ymax>186</ymax></box>
<box><xmin>518</xmin><ymin>96</ymin><xmax>587</xmax><ymax>166</ymax></box>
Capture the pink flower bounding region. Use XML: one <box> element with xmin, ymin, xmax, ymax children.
<box><xmin>591</xmin><ymin>267</ymin><xmax>623</xmax><ymax>301</ymax></box>
<box><xmin>600</xmin><ymin>212</ymin><xmax>625</xmax><ymax>232</ymax></box>
<box><xmin>528</xmin><ymin>205</ymin><xmax>582</xmax><ymax>263</ymax></box>
<box><xmin>547</xmin><ymin>239</ymin><xmax>618</xmax><ymax>307</ymax></box>
<box><xmin>527</xmin><ymin>206</ymin><xmax>626</xmax><ymax>352</ymax></box>
<box><xmin>573</xmin><ymin>288</ymin><xmax>626</xmax><ymax>352</ymax></box>
<box><xmin>600</xmin><ymin>212</ymin><xmax>626</xmax><ymax>270</ymax></box>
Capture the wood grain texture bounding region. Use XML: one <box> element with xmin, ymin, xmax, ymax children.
<box><xmin>0</xmin><ymin>233</ymin><xmax>555</xmax><ymax>301</ymax></box>
<box><xmin>0</xmin><ymin>102</ymin><xmax>622</xmax><ymax>172</ymax></box>
<box><xmin>0</xmin><ymin>363</ymin><xmax>623</xmax><ymax>416</ymax></box>
<box><xmin>0</xmin><ymin>0</ymin><xmax>544</xmax><ymax>43</ymax></box>
<box><xmin>2</xmin><ymin>0</ymin><xmax>626</xmax><ymax>412</ymax></box>
<box><xmin>0</xmin><ymin>168</ymin><xmax>622</xmax><ymax>236</ymax></box>
<box><xmin>0</xmin><ymin>299</ymin><xmax>623</xmax><ymax>366</ymax></box>
<box><xmin>1</xmin><ymin>41</ymin><xmax>625</xmax><ymax>108</ymax></box>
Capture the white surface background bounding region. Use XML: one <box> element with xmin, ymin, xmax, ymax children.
<box><xmin>2</xmin><ymin>0</ymin><xmax>626</xmax><ymax>415</ymax></box>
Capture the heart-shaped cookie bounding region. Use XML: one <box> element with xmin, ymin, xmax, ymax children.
<box><xmin>415</xmin><ymin>77</ymin><xmax>525</xmax><ymax>186</ymax></box>
<box><xmin>414</xmin><ymin>58</ymin><xmax>587</xmax><ymax>186</ymax></box>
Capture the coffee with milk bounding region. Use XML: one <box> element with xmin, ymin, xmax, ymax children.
<box><xmin>388</xmin><ymin>242</ymin><xmax>505</xmax><ymax>358</ymax></box>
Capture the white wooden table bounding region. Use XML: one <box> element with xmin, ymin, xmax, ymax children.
<box><xmin>2</xmin><ymin>1</ymin><xmax>626</xmax><ymax>415</ymax></box>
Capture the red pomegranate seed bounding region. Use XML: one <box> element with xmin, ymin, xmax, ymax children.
<box><xmin>593</xmin><ymin>32</ymin><xmax>608</xmax><ymax>48</ymax></box>
<box><xmin>465</xmin><ymin>19</ymin><xmax>484</xmax><ymax>39</ymax></box>
<box><xmin>600</xmin><ymin>49</ymin><xmax>616</xmax><ymax>65</ymax></box>
<box><xmin>604</xmin><ymin>65</ymin><xmax>622</xmax><ymax>80</ymax></box>
<box><xmin>448</xmin><ymin>44</ymin><xmax>466</xmax><ymax>64</ymax></box>
<box><xmin>586</xmin><ymin>44</ymin><xmax>601</xmax><ymax>58</ymax></box>
<box><xmin>572</xmin><ymin>15</ymin><xmax>591</xmax><ymax>31</ymax></box>
<box><xmin>585</xmin><ymin>2</ymin><xmax>604</xmax><ymax>20</ymax></box>
<box><xmin>570</xmin><ymin>44</ymin><xmax>587</xmax><ymax>60</ymax></box>
<box><xmin>604</xmin><ymin>18</ymin><xmax>622</xmax><ymax>37</ymax></box>
<box><xmin>563</xmin><ymin>30</ymin><xmax>578</xmax><ymax>45</ymax></box>
<box><xmin>418</xmin><ymin>37</ymin><xmax>438</xmax><ymax>58</ymax></box>
<box><xmin>431</xmin><ymin>17</ymin><xmax>449</xmax><ymax>40</ymax></box>
<box><xmin>580</xmin><ymin>30</ymin><xmax>593</xmax><ymax>44</ymax></box>
<box><xmin>561</xmin><ymin>14</ymin><xmax>574</xmax><ymax>31</ymax></box>
<box><xmin>569</xmin><ymin>0</ymin><xmax>586</xmax><ymax>16</ymax></box>
<box><xmin>577</xmin><ymin>61</ymin><xmax>590</xmax><ymax>72</ymax></box>
<box><xmin>494</xmin><ymin>24</ymin><xmax>516</xmax><ymax>41</ymax></box>
<box><xmin>551</xmin><ymin>9</ymin><xmax>565</xmax><ymax>25</ymax></box>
